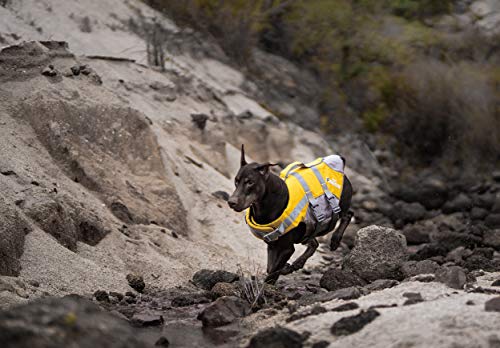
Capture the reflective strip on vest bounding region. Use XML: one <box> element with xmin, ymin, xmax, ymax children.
<box><xmin>311</xmin><ymin>166</ymin><xmax>341</xmax><ymax>213</ymax></box>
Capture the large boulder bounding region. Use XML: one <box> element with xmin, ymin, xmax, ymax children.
<box><xmin>0</xmin><ymin>295</ymin><xmax>147</xmax><ymax>348</ymax></box>
<box><xmin>343</xmin><ymin>226</ymin><xmax>408</xmax><ymax>281</ymax></box>
<box><xmin>319</xmin><ymin>268</ymin><xmax>367</xmax><ymax>291</ymax></box>
<box><xmin>197</xmin><ymin>296</ymin><xmax>250</xmax><ymax>327</ymax></box>
<box><xmin>0</xmin><ymin>196</ymin><xmax>31</xmax><ymax>276</ymax></box>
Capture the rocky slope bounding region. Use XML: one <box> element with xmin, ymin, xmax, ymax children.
<box><xmin>1</xmin><ymin>1</ymin><xmax>500</xmax><ymax>347</ymax></box>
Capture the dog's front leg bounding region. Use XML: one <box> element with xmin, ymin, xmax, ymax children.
<box><xmin>265</xmin><ymin>239</ymin><xmax>295</xmax><ymax>284</ymax></box>
<box><xmin>281</xmin><ymin>238</ymin><xmax>319</xmax><ymax>275</ymax></box>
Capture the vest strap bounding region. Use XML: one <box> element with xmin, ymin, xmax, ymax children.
<box><xmin>262</xmin><ymin>194</ymin><xmax>308</xmax><ymax>242</ymax></box>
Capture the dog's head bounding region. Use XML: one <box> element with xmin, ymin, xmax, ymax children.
<box><xmin>228</xmin><ymin>145</ymin><xmax>275</xmax><ymax>212</ymax></box>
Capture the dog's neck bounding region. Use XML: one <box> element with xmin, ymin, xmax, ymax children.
<box><xmin>251</xmin><ymin>173</ymin><xmax>289</xmax><ymax>224</ymax></box>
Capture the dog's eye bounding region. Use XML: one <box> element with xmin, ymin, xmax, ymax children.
<box><xmin>246</xmin><ymin>181</ymin><xmax>254</xmax><ymax>187</ymax></box>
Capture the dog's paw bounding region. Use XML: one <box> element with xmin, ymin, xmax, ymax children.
<box><xmin>330</xmin><ymin>239</ymin><xmax>341</xmax><ymax>251</ymax></box>
<box><xmin>280</xmin><ymin>263</ymin><xmax>294</xmax><ymax>275</ymax></box>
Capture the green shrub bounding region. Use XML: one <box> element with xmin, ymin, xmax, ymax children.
<box><xmin>390</xmin><ymin>60</ymin><xmax>499</xmax><ymax>167</ymax></box>
<box><xmin>389</xmin><ymin>0</ymin><xmax>452</xmax><ymax>19</ymax></box>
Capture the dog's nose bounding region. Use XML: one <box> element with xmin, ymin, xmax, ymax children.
<box><xmin>228</xmin><ymin>199</ymin><xmax>237</xmax><ymax>209</ymax></box>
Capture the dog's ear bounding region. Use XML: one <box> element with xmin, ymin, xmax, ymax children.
<box><xmin>256</xmin><ymin>163</ymin><xmax>278</xmax><ymax>179</ymax></box>
<box><xmin>240</xmin><ymin>144</ymin><xmax>247</xmax><ymax>167</ymax></box>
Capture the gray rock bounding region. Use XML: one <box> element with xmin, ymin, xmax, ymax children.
<box><xmin>485</xmin><ymin>297</ymin><xmax>500</xmax><ymax>312</ymax></box>
<box><xmin>0</xmin><ymin>296</ymin><xmax>147</xmax><ymax>347</ymax></box>
<box><xmin>126</xmin><ymin>274</ymin><xmax>145</xmax><ymax>293</ymax></box>
<box><xmin>211</xmin><ymin>282</ymin><xmax>239</xmax><ymax>298</ymax></box>
<box><xmin>330</xmin><ymin>287</ymin><xmax>362</xmax><ymax>300</ymax></box>
<box><xmin>0</xmin><ymin>197</ymin><xmax>31</xmax><ymax>276</ymax></box>
<box><xmin>364</xmin><ymin>279</ymin><xmax>399</xmax><ymax>292</ymax></box>
<box><xmin>435</xmin><ymin>266</ymin><xmax>467</xmax><ymax>289</ymax></box>
<box><xmin>197</xmin><ymin>296</ymin><xmax>250</xmax><ymax>327</ymax></box>
<box><xmin>343</xmin><ymin>225</ymin><xmax>408</xmax><ymax>281</ymax></box>
<box><xmin>445</xmin><ymin>247</ymin><xmax>473</xmax><ymax>264</ymax></box>
<box><xmin>247</xmin><ymin>327</ymin><xmax>304</xmax><ymax>348</ymax></box>
<box><xmin>392</xmin><ymin>177</ymin><xmax>448</xmax><ymax>210</ymax></box>
<box><xmin>401</xmin><ymin>260</ymin><xmax>441</xmax><ymax>279</ymax></box>
<box><xmin>442</xmin><ymin>193</ymin><xmax>473</xmax><ymax>214</ymax></box>
<box><xmin>319</xmin><ymin>268</ymin><xmax>366</xmax><ymax>291</ymax></box>
<box><xmin>483</xmin><ymin>229</ymin><xmax>500</xmax><ymax>250</ymax></box>
<box><xmin>23</xmin><ymin>196</ymin><xmax>78</xmax><ymax>251</ymax></box>
<box><xmin>192</xmin><ymin>269</ymin><xmax>239</xmax><ymax>290</ymax></box>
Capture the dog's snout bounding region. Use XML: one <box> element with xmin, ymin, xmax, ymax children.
<box><xmin>228</xmin><ymin>198</ymin><xmax>237</xmax><ymax>209</ymax></box>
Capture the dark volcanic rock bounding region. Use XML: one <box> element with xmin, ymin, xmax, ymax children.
<box><xmin>171</xmin><ymin>292</ymin><xmax>211</xmax><ymax>307</ymax></box>
<box><xmin>403</xmin><ymin>292</ymin><xmax>424</xmax><ymax>306</ymax></box>
<box><xmin>330</xmin><ymin>309</ymin><xmax>380</xmax><ymax>336</ymax></box>
<box><xmin>126</xmin><ymin>274</ymin><xmax>145</xmax><ymax>293</ymax></box>
<box><xmin>435</xmin><ymin>266</ymin><xmax>467</xmax><ymax>289</ymax></box>
<box><xmin>331</xmin><ymin>302</ymin><xmax>360</xmax><ymax>312</ymax></box>
<box><xmin>485</xmin><ymin>297</ymin><xmax>500</xmax><ymax>312</ymax></box>
<box><xmin>212</xmin><ymin>191</ymin><xmax>230</xmax><ymax>201</ymax></box>
<box><xmin>0</xmin><ymin>296</ymin><xmax>147</xmax><ymax>348</ymax></box>
<box><xmin>463</xmin><ymin>253</ymin><xmax>498</xmax><ymax>272</ymax></box>
<box><xmin>343</xmin><ymin>225</ymin><xmax>408</xmax><ymax>281</ymax></box>
<box><xmin>402</xmin><ymin>220</ymin><xmax>436</xmax><ymax>245</ymax></box>
<box><xmin>409</xmin><ymin>243</ymin><xmax>448</xmax><ymax>261</ymax></box>
<box><xmin>286</xmin><ymin>305</ymin><xmax>327</xmax><ymax>323</ymax></box>
<box><xmin>155</xmin><ymin>336</ymin><xmax>170</xmax><ymax>347</ymax></box>
<box><xmin>197</xmin><ymin>296</ymin><xmax>250</xmax><ymax>327</ymax></box>
<box><xmin>483</xmin><ymin>229</ymin><xmax>500</xmax><ymax>250</ymax></box>
<box><xmin>491</xmin><ymin>279</ymin><xmax>500</xmax><ymax>287</ymax></box>
<box><xmin>192</xmin><ymin>269</ymin><xmax>239</xmax><ymax>290</ymax></box>
<box><xmin>131</xmin><ymin>312</ymin><xmax>164</xmax><ymax>327</ymax></box>
<box><xmin>364</xmin><ymin>279</ymin><xmax>399</xmax><ymax>292</ymax></box>
<box><xmin>470</xmin><ymin>207</ymin><xmax>489</xmax><ymax>220</ymax></box>
<box><xmin>319</xmin><ymin>268</ymin><xmax>367</xmax><ymax>291</ymax></box>
<box><xmin>390</xmin><ymin>201</ymin><xmax>427</xmax><ymax>224</ymax></box>
<box><xmin>485</xmin><ymin>214</ymin><xmax>500</xmax><ymax>229</ymax></box>
<box><xmin>0</xmin><ymin>197</ymin><xmax>31</xmax><ymax>276</ymax></box>
<box><xmin>400</xmin><ymin>260</ymin><xmax>441</xmax><ymax>279</ymax></box>
<box><xmin>94</xmin><ymin>290</ymin><xmax>109</xmax><ymax>302</ymax></box>
<box><xmin>247</xmin><ymin>327</ymin><xmax>304</xmax><ymax>348</ymax></box>
<box><xmin>429</xmin><ymin>230</ymin><xmax>481</xmax><ymax>251</ymax></box>
<box><xmin>392</xmin><ymin>177</ymin><xmax>448</xmax><ymax>210</ymax></box>
<box><xmin>190</xmin><ymin>113</ymin><xmax>209</xmax><ymax>130</ymax></box>
<box><xmin>442</xmin><ymin>193</ymin><xmax>473</xmax><ymax>214</ymax></box>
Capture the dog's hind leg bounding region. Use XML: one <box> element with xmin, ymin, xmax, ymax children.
<box><xmin>330</xmin><ymin>210</ymin><xmax>354</xmax><ymax>251</ymax></box>
<box><xmin>281</xmin><ymin>238</ymin><xmax>319</xmax><ymax>275</ymax></box>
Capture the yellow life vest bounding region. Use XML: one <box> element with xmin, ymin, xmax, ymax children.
<box><xmin>245</xmin><ymin>155</ymin><xmax>345</xmax><ymax>242</ymax></box>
